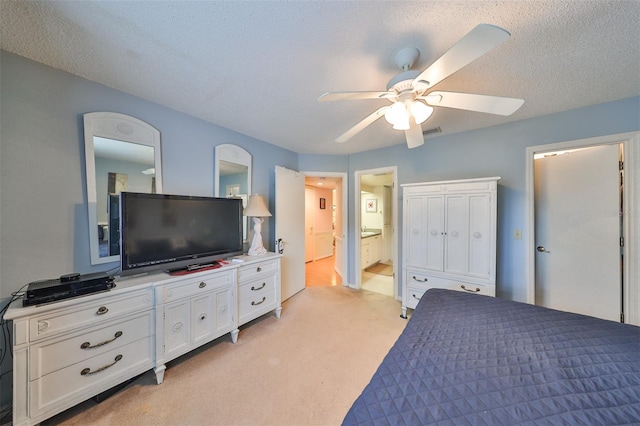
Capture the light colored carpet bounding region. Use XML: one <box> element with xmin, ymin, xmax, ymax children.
<box><xmin>43</xmin><ymin>286</ymin><xmax>406</xmax><ymax>426</ymax></box>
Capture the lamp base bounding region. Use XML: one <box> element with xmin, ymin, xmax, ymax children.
<box><xmin>247</xmin><ymin>217</ymin><xmax>267</xmax><ymax>256</ymax></box>
<box><xmin>247</xmin><ymin>245</ymin><xmax>267</xmax><ymax>256</ymax></box>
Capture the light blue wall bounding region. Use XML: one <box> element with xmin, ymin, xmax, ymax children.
<box><xmin>0</xmin><ymin>50</ymin><xmax>296</xmax><ymax>300</ymax></box>
<box><xmin>300</xmin><ymin>96</ymin><xmax>640</xmax><ymax>301</ymax></box>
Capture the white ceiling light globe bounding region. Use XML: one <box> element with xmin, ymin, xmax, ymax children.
<box><xmin>410</xmin><ymin>101</ymin><xmax>434</xmax><ymax>124</ymax></box>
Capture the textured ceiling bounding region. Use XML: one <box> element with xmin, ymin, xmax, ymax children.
<box><xmin>1</xmin><ymin>1</ymin><xmax>639</xmax><ymax>155</ymax></box>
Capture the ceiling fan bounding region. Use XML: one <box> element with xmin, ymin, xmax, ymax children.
<box><xmin>318</xmin><ymin>24</ymin><xmax>524</xmax><ymax>149</ymax></box>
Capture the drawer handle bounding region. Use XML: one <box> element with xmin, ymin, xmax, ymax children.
<box><xmin>80</xmin><ymin>355</ymin><xmax>123</xmax><ymax>376</ymax></box>
<box><xmin>460</xmin><ymin>284</ymin><xmax>480</xmax><ymax>293</ymax></box>
<box><xmin>251</xmin><ymin>297</ymin><xmax>266</xmax><ymax>306</ymax></box>
<box><xmin>81</xmin><ymin>331</ymin><xmax>123</xmax><ymax>349</ymax></box>
<box><xmin>251</xmin><ymin>282</ymin><xmax>266</xmax><ymax>291</ymax></box>
<box><xmin>199</xmin><ymin>313</ymin><xmax>207</xmax><ymax>321</ymax></box>
<box><xmin>412</xmin><ymin>276</ymin><xmax>428</xmax><ymax>282</ymax></box>
<box><xmin>96</xmin><ymin>306</ymin><xmax>109</xmax><ymax>315</ymax></box>
<box><xmin>256</xmin><ymin>266</ymin><xmax>262</xmax><ymax>272</ymax></box>
<box><xmin>412</xmin><ymin>294</ymin><xmax>421</xmax><ymax>300</ymax></box>
<box><xmin>199</xmin><ymin>281</ymin><xmax>207</xmax><ymax>288</ymax></box>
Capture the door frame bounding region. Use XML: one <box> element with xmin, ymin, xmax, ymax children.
<box><xmin>525</xmin><ymin>131</ymin><xmax>640</xmax><ymax>324</ymax></box>
<box><xmin>354</xmin><ymin>166</ymin><xmax>399</xmax><ymax>299</ymax></box>
<box><xmin>302</xmin><ymin>171</ymin><xmax>348</xmax><ymax>283</ymax></box>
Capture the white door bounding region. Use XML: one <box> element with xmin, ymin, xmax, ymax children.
<box><xmin>534</xmin><ymin>144</ymin><xmax>621</xmax><ymax>321</ymax></box>
<box><xmin>275</xmin><ymin>166</ymin><xmax>306</xmax><ymax>301</ymax></box>
<box><xmin>304</xmin><ymin>187</ymin><xmax>314</xmax><ymax>262</ymax></box>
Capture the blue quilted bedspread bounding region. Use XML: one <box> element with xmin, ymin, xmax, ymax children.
<box><xmin>343</xmin><ymin>289</ymin><xmax>640</xmax><ymax>425</ymax></box>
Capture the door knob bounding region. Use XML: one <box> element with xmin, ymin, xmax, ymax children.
<box><xmin>536</xmin><ymin>246</ymin><xmax>551</xmax><ymax>253</ymax></box>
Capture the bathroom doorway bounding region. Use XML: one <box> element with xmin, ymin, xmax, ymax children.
<box><xmin>355</xmin><ymin>167</ymin><xmax>398</xmax><ymax>298</ymax></box>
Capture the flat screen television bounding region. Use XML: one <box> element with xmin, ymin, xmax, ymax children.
<box><xmin>120</xmin><ymin>192</ymin><xmax>243</xmax><ymax>276</ymax></box>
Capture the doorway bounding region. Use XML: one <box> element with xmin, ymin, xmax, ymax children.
<box><xmin>303</xmin><ymin>172</ymin><xmax>347</xmax><ymax>288</ymax></box>
<box><xmin>355</xmin><ymin>167</ymin><xmax>398</xmax><ymax>298</ymax></box>
<box><xmin>525</xmin><ymin>132</ymin><xmax>640</xmax><ymax>324</ymax></box>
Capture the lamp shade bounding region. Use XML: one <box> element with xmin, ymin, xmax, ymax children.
<box><xmin>243</xmin><ymin>194</ymin><xmax>272</xmax><ymax>217</ymax></box>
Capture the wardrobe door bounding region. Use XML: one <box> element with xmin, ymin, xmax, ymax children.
<box><xmin>444</xmin><ymin>194</ymin><xmax>469</xmax><ymax>275</ymax></box>
<box><xmin>404</xmin><ymin>196</ymin><xmax>428</xmax><ymax>269</ymax></box>
<box><xmin>468</xmin><ymin>193</ymin><xmax>492</xmax><ymax>278</ymax></box>
<box><xmin>424</xmin><ymin>195</ymin><xmax>445</xmax><ymax>271</ymax></box>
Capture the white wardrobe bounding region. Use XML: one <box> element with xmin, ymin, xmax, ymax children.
<box><xmin>401</xmin><ymin>177</ymin><xmax>499</xmax><ymax>317</ymax></box>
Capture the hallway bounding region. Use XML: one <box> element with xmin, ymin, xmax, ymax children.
<box><xmin>305</xmin><ymin>255</ymin><xmax>394</xmax><ymax>298</ymax></box>
<box><xmin>305</xmin><ymin>255</ymin><xmax>342</xmax><ymax>287</ymax></box>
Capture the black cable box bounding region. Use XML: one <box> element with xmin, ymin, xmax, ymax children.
<box><xmin>23</xmin><ymin>272</ymin><xmax>115</xmax><ymax>307</ymax></box>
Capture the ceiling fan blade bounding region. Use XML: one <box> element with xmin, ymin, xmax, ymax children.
<box><xmin>423</xmin><ymin>91</ymin><xmax>524</xmax><ymax>115</ymax></box>
<box><xmin>413</xmin><ymin>24</ymin><xmax>511</xmax><ymax>89</ymax></box>
<box><xmin>335</xmin><ymin>106</ymin><xmax>388</xmax><ymax>143</ymax></box>
<box><xmin>404</xmin><ymin>116</ymin><xmax>424</xmax><ymax>149</ymax></box>
<box><xmin>318</xmin><ymin>91</ymin><xmax>395</xmax><ymax>102</ymax></box>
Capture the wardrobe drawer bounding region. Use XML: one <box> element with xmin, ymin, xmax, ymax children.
<box><xmin>238</xmin><ymin>259</ymin><xmax>279</xmax><ymax>281</ymax></box>
<box><xmin>238</xmin><ymin>275</ymin><xmax>276</xmax><ymax>302</ymax></box>
<box><xmin>406</xmin><ymin>269</ymin><xmax>494</xmax><ymax>300</ymax></box>
<box><xmin>405</xmin><ymin>286</ymin><xmax>427</xmax><ymax>310</ymax></box>
<box><xmin>29</xmin><ymin>289</ymin><xmax>153</xmax><ymax>341</ymax></box>
<box><xmin>159</xmin><ymin>270</ymin><xmax>235</xmax><ymax>304</ymax></box>
<box><xmin>29</xmin><ymin>311</ymin><xmax>153</xmax><ymax>380</ymax></box>
<box><xmin>29</xmin><ymin>336</ymin><xmax>154</xmax><ymax>418</ymax></box>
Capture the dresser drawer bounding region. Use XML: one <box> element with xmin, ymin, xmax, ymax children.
<box><xmin>238</xmin><ymin>259</ymin><xmax>279</xmax><ymax>281</ymax></box>
<box><xmin>29</xmin><ymin>289</ymin><xmax>153</xmax><ymax>341</ymax></box>
<box><xmin>159</xmin><ymin>269</ymin><xmax>235</xmax><ymax>304</ymax></box>
<box><xmin>238</xmin><ymin>275</ymin><xmax>276</xmax><ymax>302</ymax></box>
<box><xmin>29</xmin><ymin>336</ymin><xmax>154</xmax><ymax>418</ymax></box>
<box><xmin>238</xmin><ymin>284</ymin><xmax>278</xmax><ymax>325</ymax></box>
<box><xmin>29</xmin><ymin>311</ymin><xmax>153</xmax><ymax>380</ymax></box>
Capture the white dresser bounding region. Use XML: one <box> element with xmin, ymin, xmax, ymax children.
<box><xmin>4</xmin><ymin>253</ymin><xmax>281</xmax><ymax>426</ymax></box>
<box><xmin>401</xmin><ymin>178</ymin><xmax>499</xmax><ymax>317</ymax></box>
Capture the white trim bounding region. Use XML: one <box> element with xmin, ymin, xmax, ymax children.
<box><xmin>525</xmin><ymin>132</ymin><xmax>639</xmax><ymax>325</ymax></box>
<box><xmin>302</xmin><ymin>171</ymin><xmax>349</xmax><ymax>287</ymax></box>
<box><xmin>625</xmin><ymin>136</ymin><xmax>639</xmax><ymax>325</ymax></box>
<box><xmin>354</xmin><ymin>166</ymin><xmax>399</xmax><ymax>300</ymax></box>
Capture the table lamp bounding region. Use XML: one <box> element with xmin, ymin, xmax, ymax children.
<box><xmin>244</xmin><ymin>194</ymin><xmax>272</xmax><ymax>256</ymax></box>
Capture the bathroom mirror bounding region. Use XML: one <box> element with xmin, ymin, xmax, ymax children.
<box><xmin>84</xmin><ymin>112</ymin><xmax>163</xmax><ymax>265</ymax></box>
<box><xmin>214</xmin><ymin>144</ymin><xmax>251</xmax><ymax>241</ymax></box>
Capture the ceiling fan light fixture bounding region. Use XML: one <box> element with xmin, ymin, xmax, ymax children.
<box><xmin>384</xmin><ymin>102</ymin><xmax>408</xmax><ymax>126</ymax></box>
<box><xmin>392</xmin><ymin>118</ymin><xmax>410</xmax><ymax>130</ymax></box>
<box><xmin>410</xmin><ymin>101</ymin><xmax>433</xmax><ymax>124</ymax></box>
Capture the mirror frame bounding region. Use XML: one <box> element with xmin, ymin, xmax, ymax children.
<box><xmin>214</xmin><ymin>144</ymin><xmax>252</xmax><ymax>198</ymax></box>
<box><xmin>84</xmin><ymin>112</ymin><xmax>163</xmax><ymax>265</ymax></box>
<box><xmin>214</xmin><ymin>144</ymin><xmax>252</xmax><ymax>241</ymax></box>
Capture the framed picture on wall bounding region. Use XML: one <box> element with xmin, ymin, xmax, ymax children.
<box><xmin>320</xmin><ymin>198</ymin><xmax>326</xmax><ymax>209</ymax></box>
<box><xmin>366</xmin><ymin>199</ymin><xmax>377</xmax><ymax>212</ymax></box>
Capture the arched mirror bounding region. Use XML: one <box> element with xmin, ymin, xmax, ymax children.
<box><xmin>84</xmin><ymin>112</ymin><xmax>163</xmax><ymax>265</ymax></box>
<box><xmin>214</xmin><ymin>144</ymin><xmax>251</xmax><ymax>241</ymax></box>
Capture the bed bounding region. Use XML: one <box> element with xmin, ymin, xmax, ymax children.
<box><xmin>343</xmin><ymin>289</ymin><xmax>640</xmax><ymax>425</ymax></box>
